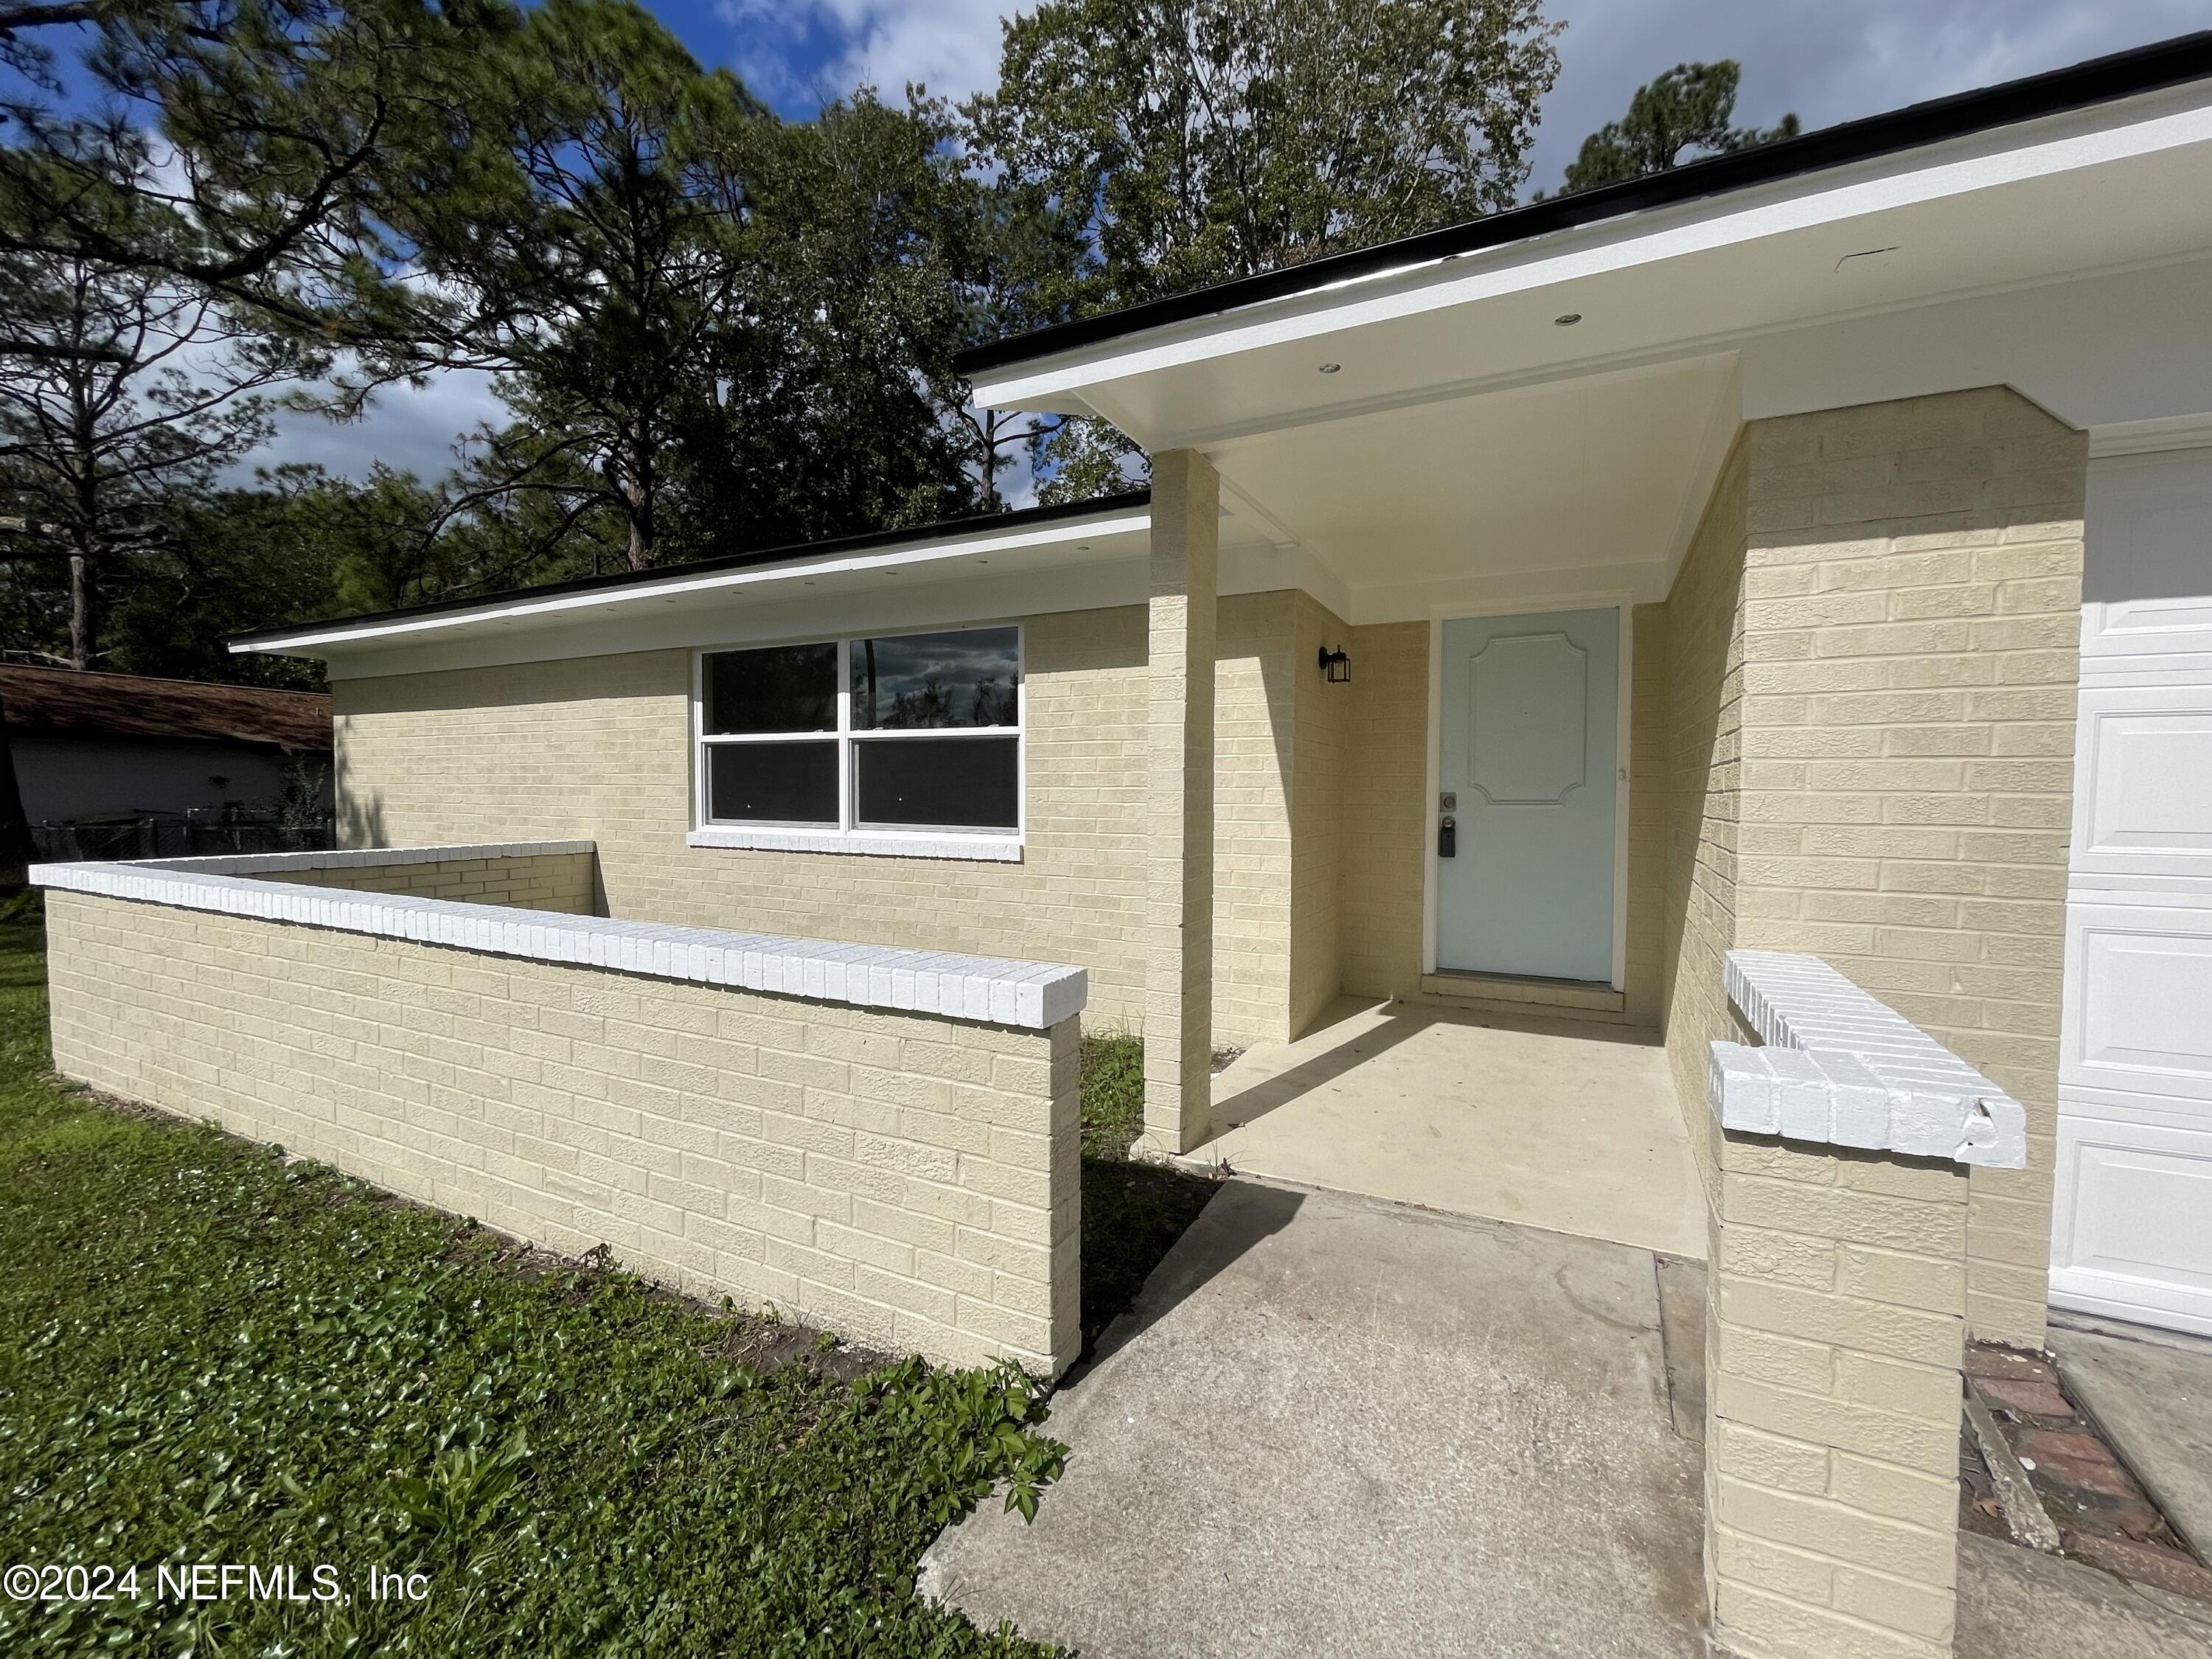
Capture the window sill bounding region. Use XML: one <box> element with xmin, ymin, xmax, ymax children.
<box><xmin>686</xmin><ymin>827</ymin><xmax>1023</xmax><ymax>863</ymax></box>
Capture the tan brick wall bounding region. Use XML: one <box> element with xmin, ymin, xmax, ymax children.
<box><xmin>1338</xmin><ymin>621</ymin><xmax>1429</xmax><ymax>1002</ymax></box>
<box><xmin>45</xmin><ymin>890</ymin><xmax>1080</xmax><ymax>1374</ymax></box>
<box><xmin>335</xmin><ymin>595</ymin><xmax>1304</xmax><ymax>1052</ymax></box>
<box><xmin>1705</xmin><ymin>1125</ymin><xmax>1969</xmax><ymax>1659</ymax></box>
<box><xmin>1627</xmin><ymin>605</ymin><xmax>1670</xmax><ymax>1031</ymax></box>
<box><xmin>1290</xmin><ymin>593</ymin><xmax>1350</xmax><ymax>1037</ymax></box>
<box><xmin>1662</xmin><ymin>438</ymin><xmax>1752</xmax><ymax>1198</ymax></box>
<box><xmin>277</xmin><ymin>849</ymin><xmax>598</xmax><ymax>914</ymax></box>
<box><xmin>1735</xmin><ymin>388</ymin><xmax>2084</xmax><ymax>1348</ymax></box>
<box><xmin>1214</xmin><ymin>588</ymin><xmax>1294</xmax><ymax>1043</ymax></box>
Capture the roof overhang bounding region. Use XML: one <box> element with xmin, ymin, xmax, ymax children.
<box><xmin>965</xmin><ymin>44</ymin><xmax>2212</xmax><ymax>449</ymax></box>
<box><xmin>232</xmin><ymin>495</ymin><xmax>1152</xmax><ymax>661</ymax></box>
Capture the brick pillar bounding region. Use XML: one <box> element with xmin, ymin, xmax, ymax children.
<box><xmin>1699</xmin><ymin>949</ymin><xmax>2025</xmax><ymax>1658</ymax></box>
<box><xmin>1734</xmin><ymin>386</ymin><xmax>2085</xmax><ymax>1349</ymax></box>
<box><xmin>1705</xmin><ymin>1127</ymin><xmax>1969</xmax><ymax>1658</ymax></box>
<box><xmin>1141</xmin><ymin>449</ymin><xmax>1219</xmax><ymax>1155</ymax></box>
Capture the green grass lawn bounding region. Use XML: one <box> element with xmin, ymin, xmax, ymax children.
<box><xmin>0</xmin><ymin>901</ymin><xmax>1212</xmax><ymax>1657</ymax></box>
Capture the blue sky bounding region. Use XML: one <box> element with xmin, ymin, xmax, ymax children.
<box><xmin>258</xmin><ymin>0</ymin><xmax>2211</xmax><ymax>483</ymax></box>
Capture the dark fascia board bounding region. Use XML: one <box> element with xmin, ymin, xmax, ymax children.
<box><xmin>956</xmin><ymin>29</ymin><xmax>2212</xmax><ymax>379</ymax></box>
<box><xmin>229</xmin><ymin>490</ymin><xmax>1152</xmax><ymax>650</ymax></box>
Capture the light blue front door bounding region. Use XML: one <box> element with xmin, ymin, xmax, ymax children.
<box><xmin>1436</xmin><ymin>608</ymin><xmax>1618</xmax><ymax>981</ymax></box>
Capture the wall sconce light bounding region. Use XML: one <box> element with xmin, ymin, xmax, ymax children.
<box><xmin>1318</xmin><ymin>645</ymin><xmax>1352</xmax><ymax>684</ymax></box>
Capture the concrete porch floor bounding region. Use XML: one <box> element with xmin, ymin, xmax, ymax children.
<box><xmin>1190</xmin><ymin>996</ymin><xmax>1707</xmax><ymax>1260</ymax></box>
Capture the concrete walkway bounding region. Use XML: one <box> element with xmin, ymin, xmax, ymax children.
<box><xmin>2047</xmin><ymin>1314</ymin><xmax>2212</xmax><ymax>1562</ymax></box>
<box><xmin>1190</xmin><ymin>998</ymin><xmax>1706</xmax><ymax>1259</ymax></box>
<box><xmin>922</xmin><ymin>1180</ymin><xmax>1706</xmax><ymax>1658</ymax></box>
<box><xmin>1959</xmin><ymin>1532</ymin><xmax>2212</xmax><ymax>1656</ymax></box>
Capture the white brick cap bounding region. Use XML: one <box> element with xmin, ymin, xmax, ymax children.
<box><xmin>29</xmin><ymin>850</ymin><xmax>1087</xmax><ymax>1032</ymax></box>
<box><xmin>1709</xmin><ymin>949</ymin><xmax>2026</xmax><ymax>1168</ymax></box>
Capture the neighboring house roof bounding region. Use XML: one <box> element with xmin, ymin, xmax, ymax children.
<box><xmin>954</xmin><ymin>29</ymin><xmax>2212</xmax><ymax>381</ymax></box>
<box><xmin>230</xmin><ymin>490</ymin><xmax>1154</xmax><ymax>657</ymax></box>
<box><xmin>0</xmin><ymin>665</ymin><xmax>333</xmax><ymax>754</ymax></box>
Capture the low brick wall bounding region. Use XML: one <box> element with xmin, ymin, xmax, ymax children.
<box><xmin>145</xmin><ymin>841</ymin><xmax>599</xmax><ymax>914</ymax></box>
<box><xmin>33</xmin><ymin>853</ymin><xmax>1085</xmax><ymax>1376</ymax></box>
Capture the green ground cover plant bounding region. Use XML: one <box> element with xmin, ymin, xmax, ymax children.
<box><xmin>1074</xmin><ymin>1034</ymin><xmax>1219</xmax><ymax>1352</ymax></box>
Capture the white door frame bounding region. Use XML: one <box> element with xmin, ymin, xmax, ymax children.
<box><xmin>1422</xmin><ymin>595</ymin><xmax>1633</xmax><ymax>990</ymax></box>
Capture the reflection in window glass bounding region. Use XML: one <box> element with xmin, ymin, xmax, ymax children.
<box><xmin>703</xmin><ymin>643</ymin><xmax>838</xmax><ymax>734</ymax></box>
<box><xmin>707</xmin><ymin>741</ymin><xmax>838</xmax><ymax>824</ymax></box>
<box><xmin>850</xmin><ymin>627</ymin><xmax>1020</xmax><ymax>730</ymax></box>
<box><xmin>854</xmin><ymin>736</ymin><xmax>1018</xmax><ymax>830</ymax></box>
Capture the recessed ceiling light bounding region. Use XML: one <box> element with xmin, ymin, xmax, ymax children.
<box><xmin>1554</xmin><ymin>313</ymin><xmax>1582</xmax><ymax>327</ymax></box>
<box><xmin>1317</xmin><ymin>362</ymin><xmax>1341</xmax><ymax>374</ymax></box>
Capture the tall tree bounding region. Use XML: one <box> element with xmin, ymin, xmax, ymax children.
<box><xmin>665</xmin><ymin>87</ymin><xmax>981</xmax><ymax>552</ymax></box>
<box><xmin>0</xmin><ymin>0</ymin><xmax>511</xmax><ymax>343</ymax></box>
<box><xmin>965</xmin><ymin>0</ymin><xmax>1562</xmax><ymax>498</ymax></box>
<box><xmin>371</xmin><ymin>0</ymin><xmax>761</xmax><ymax>571</ymax></box>
<box><xmin>0</xmin><ymin>249</ymin><xmax>321</xmax><ymax>668</ymax></box>
<box><xmin>1560</xmin><ymin>61</ymin><xmax>1799</xmax><ymax>195</ymax></box>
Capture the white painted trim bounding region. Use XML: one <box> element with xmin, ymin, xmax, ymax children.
<box><xmin>234</xmin><ymin>510</ymin><xmax>1149</xmax><ymax>655</ymax></box>
<box><xmin>1422</xmin><ymin>598</ymin><xmax>1632</xmax><ymax>987</ymax></box>
<box><xmin>31</xmin><ymin>855</ymin><xmax>1085</xmax><ymax>1029</ymax></box>
<box><xmin>1713</xmin><ymin>950</ymin><xmax>2028</xmax><ymax>1166</ymax></box>
<box><xmin>970</xmin><ymin>90</ymin><xmax>2212</xmax><ymax>410</ymax></box>
<box><xmin>686</xmin><ymin>827</ymin><xmax>1022</xmax><ymax>863</ymax></box>
<box><xmin>2086</xmin><ymin>411</ymin><xmax>2212</xmax><ymax>456</ymax></box>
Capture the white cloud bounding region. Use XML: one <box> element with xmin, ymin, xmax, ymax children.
<box><xmin>251</xmin><ymin>369</ymin><xmax>504</xmax><ymax>484</ymax></box>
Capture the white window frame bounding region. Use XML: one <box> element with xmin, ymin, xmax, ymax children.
<box><xmin>686</xmin><ymin>623</ymin><xmax>1026</xmax><ymax>863</ymax></box>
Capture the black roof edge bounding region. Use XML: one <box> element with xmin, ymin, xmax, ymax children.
<box><xmin>229</xmin><ymin>489</ymin><xmax>1153</xmax><ymax>650</ymax></box>
<box><xmin>956</xmin><ymin>29</ymin><xmax>2212</xmax><ymax>380</ymax></box>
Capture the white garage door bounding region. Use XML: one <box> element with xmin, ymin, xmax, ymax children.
<box><xmin>2051</xmin><ymin>447</ymin><xmax>2212</xmax><ymax>1337</ymax></box>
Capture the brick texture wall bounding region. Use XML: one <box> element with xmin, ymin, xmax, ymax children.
<box><xmin>1338</xmin><ymin>621</ymin><xmax>1429</xmax><ymax>1002</ymax></box>
<box><xmin>335</xmin><ymin>597</ymin><xmax>1308</xmax><ymax>1051</ymax></box>
<box><xmin>271</xmin><ymin>849</ymin><xmax>597</xmax><ymax>914</ymax></box>
<box><xmin>1663</xmin><ymin>437</ymin><xmax>1753</xmax><ymax>1194</ymax></box>
<box><xmin>1214</xmin><ymin>588</ymin><xmax>1295</xmax><ymax>1043</ymax></box>
<box><xmin>1290</xmin><ymin>593</ymin><xmax>1350</xmax><ymax>1037</ymax></box>
<box><xmin>1705</xmin><ymin>1126</ymin><xmax>1971</xmax><ymax>1658</ymax></box>
<box><xmin>45</xmin><ymin>890</ymin><xmax>1080</xmax><ymax>1374</ymax></box>
<box><xmin>1627</xmin><ymin>605</ymin><xmax>1671</xmax><ymax>1030</ymax></box>
<box><xmin>1733</xmin><ymin>388</ymin><xmax>2084</xmax><ymax>1348</ymax></box>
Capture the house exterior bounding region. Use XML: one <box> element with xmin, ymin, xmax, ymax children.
<box><xmin>0</xmin><ymin>665</ymin><xmax>333</xmax><ymax>834</ymax></box>
<box><xmin>233</xmin><ymin>32</ymin><xmax>2212</xmax><ymax>1352</ymax></box>
<box><xmin>35</xmin><ymin>32</ymin><xmax>2212</xmax><ymax>1659</ymax></box>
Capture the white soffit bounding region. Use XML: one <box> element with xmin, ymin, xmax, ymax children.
<box><xmin>1211</xmin><ymin>354</ymin><xmax>1739</xmax><ymax>619</ymax></box>
<box><xmin>970</xmin><ymin>83</ymin><xmax>2212</xmax><ymax>449</ymax></box>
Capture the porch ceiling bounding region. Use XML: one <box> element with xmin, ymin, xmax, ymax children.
<box><xmin>1214</xmin><ymin>354</ymin><xmax>1739</xmax><ymax>621</ymax></box>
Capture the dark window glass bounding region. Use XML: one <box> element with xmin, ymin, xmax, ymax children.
<box><xmin>707</xmin><ymin>741</ymin><xmax>838</xmax><ymax>825</ymax></box>
<box><xmin>850</xmin><ymin>627</ymin><xmax>1019</xmax><ymax>730</ymax></box>
<box><xmin>853</xmin><ymin>736</ymin><xmax>1018</xmax><ymax>830</ymax></box>
<box><xmin>704</xmin><ymin>643</ymin><xmax>837</xmax><ymax>734</ymax></box>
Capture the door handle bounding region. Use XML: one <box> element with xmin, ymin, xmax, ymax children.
<box><xmin>1438</xmin><ymin>815</ymin><xmax>1456</xmax><ymax>859</ymax></box>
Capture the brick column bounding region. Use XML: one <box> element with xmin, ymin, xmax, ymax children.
<box><xmin>1734</xmin><ymin>386</ymin><xmax>2085</xmax><ymax>1348</ymax></box>
<box><xmin>1706</xmin><ymin>1127</ymin><xmax>1969</xmax><ymax>1658</ymax></box>
<box><xmin>1141</xmin><ymin>449</ymin><xmax>1219</xmax><ymax>1155</ymax></box>
<box><xmin>1703</xmin><ymin>950</ymin><xmax>2026</xmax><ymax>1658</ymax></box>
